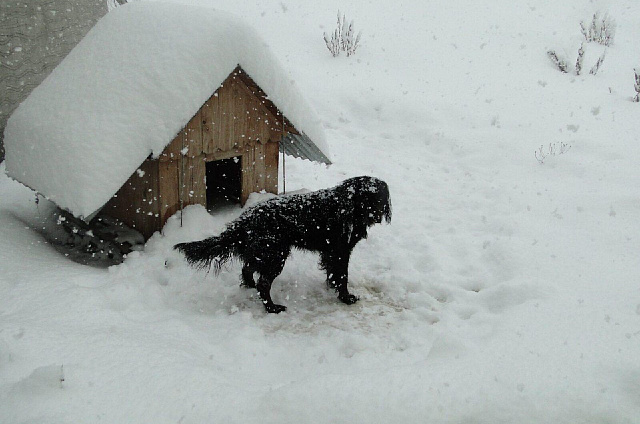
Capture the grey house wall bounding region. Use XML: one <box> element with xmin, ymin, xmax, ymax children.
<box><xmin>0</xmin><ymin>1</ymin><xmax>122</xmax><ymax>163</ymax></box>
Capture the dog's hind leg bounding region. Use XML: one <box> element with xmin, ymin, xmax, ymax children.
<box><xmin>256</xmin><ymin>273</ymin><xmax>286</xmax><ymax>314</ymax></box>
<box><xmin>253</xmin><ymin>250</ymin><xmax>289</xmax><ymax>313</ymax></box>
<box><xmin>256</xmin><ymin>261</ymin><xmax>291</xmax><ymax>313</ymax></box>
<box><xmin>241</xmin><ymin>263</ymin><xmax>256</xmax><ymax>288</ymax></box>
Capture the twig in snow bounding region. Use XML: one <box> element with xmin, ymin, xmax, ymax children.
<box><xmin>589</xmin><ymin>50</ymin><xmax>606</xmax><ymax>75</ymax></box>
<box><xmin>633</xmin><ymin>68</ymin><xmax>640</xmax><ymax>102</ymax></box>
<box><xmin>547</xmin><ymin>50</ymin><xmax>568</xmax><ymax>73</ymax></box>
<box><xmin>575</xmin><ymin>43</ymin><xmax>585</xmax><ymax>75</ymax></box>
<box><xmin>535</xmin><ymin>142</ymin><xmax>572</xmax><ymax>164</ymax></box>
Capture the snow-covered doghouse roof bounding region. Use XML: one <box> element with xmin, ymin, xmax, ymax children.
<box><xmin>4</xmin><ymin>2</ymin><xmax>330</xmax><ymax>220</ymax></box>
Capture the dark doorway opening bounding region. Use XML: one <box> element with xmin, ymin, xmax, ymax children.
<box><xmin>205</xmin><ymin>157</ymin><xmax>242</xmax><ymax>209</ymax></box>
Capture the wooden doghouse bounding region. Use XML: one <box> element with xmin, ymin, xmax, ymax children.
<box><xmin>101</xmin><ymin>66</ymin><xmax>302</xmax><ymax>239</ymax></box>
<box><xmin>5</xmin><ymin>3</ymin><xmax>331</xmax><ymax>245</ymax></box>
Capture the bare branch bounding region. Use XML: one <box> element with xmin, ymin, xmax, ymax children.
<box><xmin>547</xmin><ymin>50</ymin><xmax>568</xmax><ymax>73</ymax></box>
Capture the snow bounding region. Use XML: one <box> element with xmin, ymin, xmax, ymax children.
<box><xmin>2</xmin><ymin>0</ymin><xmax>640</xmax><ymax>423</ymax></box>
<box><xmin>3</xmin><ymin>1</ymin><xmax>329</xmax><ymax>220</ymax></box>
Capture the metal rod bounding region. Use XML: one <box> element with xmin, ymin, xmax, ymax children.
<box><xmin>179</xmin><ymin>129</ymin><xmax>185</xmax><ymax>227</ymax></box>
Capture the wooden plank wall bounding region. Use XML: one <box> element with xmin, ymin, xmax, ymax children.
<box><xmin>101</xmin><ymin>158</ymin><xmax>160</xmax><ymax>239</ymax></box>
<box><xmin>159</xmin><ymin>67</ymin><xmax>283</xmax><ymax>217</ymax></box>
<box><xmin>240</xmin><ymin>140</ymin><xmax>279</xmax><ymax>203</ymax></box>
<box><xmin>103</xmin><ymin>66</ymin><xmax>285</xmax><ymax>238</ymax></box>
<box><xmin>160</xmin><ymin>67</ymin><xmax>285</xmax><ymax>162</ymax></box>
<box><xmin>157</xmin><ymin>154</ymin><xmax>206</xmax><ymax>228</ymax></box>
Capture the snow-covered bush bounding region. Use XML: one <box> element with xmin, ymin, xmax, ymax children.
<box><xmin>580</xmin><ymin>13</ymin><xmax>616</xmax><ymax>46</ymax></box>
<box><xmin>548</xmin><ymin>13</ymin><xmax>612</xmax><ymax>76</ymax></box>
<box><xmin>549</xmin><ymin>47</ymin><xmax>604</xmax><ymax>76</ymax></box>
<box><xmin>634</xmin><ymin>68</ymin><xmax>640</xmax><ymax>102</ymax></box>
<box><xmin>548</xmin><ymin>45</ymin><xmax>605</xmax><ymax>75</ymax></box>
<box><xmin>535</xmin><ymin>142</ymin><xmax>571</xmax><ymax>164</ymax></box>
<box><xmin>323</xmin><ymin>11</ymin><xmax>362</xmax><ymax>57</ymax></box>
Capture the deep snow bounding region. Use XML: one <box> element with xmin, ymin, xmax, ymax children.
<box><xmin>1</xmin><ymin>0</ymin><xmax>640</xmax><ymax>423</ymax></box>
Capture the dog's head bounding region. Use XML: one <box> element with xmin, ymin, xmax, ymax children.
<box><xmin>341</xmin><ymin>176</ymin><xmax>392</xmax><ymax>226</ymax></box>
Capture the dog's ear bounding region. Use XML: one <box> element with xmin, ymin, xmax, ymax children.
<box><xmin>366</xmin><ymin>178</ymin><xmax>392</xmax><ymax>224</ymax></box>
<box><xmin>372</xmin><ymin>182</ymin><xmax>392</xmax><ymax>225</ymax></box>
<box><xmin>379</xmin><ymin>181</ymin><xmax>392</xmax><ymax>224</ymax></box>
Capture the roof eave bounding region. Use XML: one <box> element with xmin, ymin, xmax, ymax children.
<box><xmin>279</xmin><ymin>132</ymin><xmax>332</xmax><ymax>165</ymax></box>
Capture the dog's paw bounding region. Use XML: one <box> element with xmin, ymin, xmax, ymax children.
<box><xmin>265</xmin><ymin>303</ymin><xmax>287</xmax><ymax>314</ymax></box>
<box><xmin>338</xmin><ymin>294</ymin><xmax>359</xmax><ymax>305</ymax></box>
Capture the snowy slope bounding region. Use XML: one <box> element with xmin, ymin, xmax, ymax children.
<box><xmin>1</xmin><ymin>0</ymin><xmax>639</xmax><ymax>423</ymax></box>
<box><xmin>4</xmin><ymin>2</ymin><xmax>328</xmax><ymax>220</ymax></box>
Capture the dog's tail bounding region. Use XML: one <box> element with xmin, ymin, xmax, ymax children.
<box><xmin>174</xmin><ymin>226</ymin><xmax>242</xmax><ymax>271</ymax></box>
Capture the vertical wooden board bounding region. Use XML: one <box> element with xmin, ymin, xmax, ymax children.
<box><xmin>229</xmin><ymin>82</ymin><xmax>242</xmax><ymax>152</ymax></box>
<box><xmin>236</xmin><ymin>76</ymin><xmax>268</xmax><ymax>143</ymax></box>
<box><xmin>264</xmin><ymin>141</ymin><xmax>279</xmax><ymax>194</ymax></box>
<box><xmin>257</xmin><ymin>114</ymin><xmax>269</xmax><ymax>143</ymax></box>
<box><xmin>137</xmin><ymin>160</ymin><xmax>156</xmax><ymax>232</ymax></box>
<box><xmin>248</xmin><ymin>97</ymin><xmax>264</xmax><ymax>142</ymax></box>
<box><xmin>223</xmin><ymin>88</ymin><xmax>234</xmax><ymax>152</ymax></box>
<box><xmin>240</xmin><ymin>145</ymin><xmax>255</xmax><ymax>205</ymax></box>
<box><xmin>184</xmin><ymin>110</ymin><xmax>202</xmax><ymax>157</ymax></box>
<box><xmin>235</xmin><ymin>97</ymin><xmax>248</xmax><ymax>150</ymax></box>
<box><xmin>257</xmin><ymin>104</ymin><xmax>268</xmax><ymax>141</ymax></box>
<box><xmin>216</xmin><ymin>84</ymin><xmax>231</xmax><ymax>152</ymax></box>
<box><xmin>182</xmin><ymin>155</ymin><xmax>206</xmax><ymax>208</ymax></box>
<box><xmin>252</xmin><ymin>142</ymin><xmax>266</xmax><ymax>192</ymax></box>
<box><xmin>237</xmin><ymin>80</ymin><xmax>254</xmax><ymax>149</ymax></box>
<box><xmin>180</xmin><ymin>155</ymin><xmax>192</xmax><ymax>207</ymax></box>
<box><xmin>229</xmin><ymin>79</ymin><xmax>238</xmax><ymax>150</ymax></box>
<box><xmin>194</xmin><ymin>155</ymin><xmax>207</xmax><ymax>206</ymax></box>
<box><xmin>136</xmin><ymin>160</ymin><xmax>161</xmax><ymax>238</ymax></box>
<box><xmin>201</xmin><ymin>99</ymin><xmax>215</xmax><ymax>154</ymax></box>
<box><xmin>210</xmin><ymin>91</ymin><xmax>223</xmax><ymax>154</ymax></box>
<box><xmin>158</xmin><ymin>159</ymin><xmax>180</xmax><ymax>226</ymax></box>
<box><xmin>244</xmin><ymin>99</ymin><xmax>254</xmax><ymax>143</ymax></box>
<box><xmin>231</xmin><ymin>77</ymin><xmax>255</xmax><ymax>152</ymax></box>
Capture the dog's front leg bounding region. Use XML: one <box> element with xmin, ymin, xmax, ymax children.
<box><xmin>324</xmin><ymin>251</ymin><xmax>358</xmax><ymax>305</ymax></box>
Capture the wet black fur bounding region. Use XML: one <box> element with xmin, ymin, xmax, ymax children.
<box><xmin>174</xmin><ymin>176</ymin><xmax>392</xmax><ymax>313</ymax></box>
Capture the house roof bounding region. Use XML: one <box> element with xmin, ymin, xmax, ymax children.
<box><xmin>3</xmin><ymin>2</ymin><xmax>330</xmax><ymax>220</ymax></box>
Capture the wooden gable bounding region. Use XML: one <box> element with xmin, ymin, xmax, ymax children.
<box><xmin>101</xmin><ymin>66</ymin><xmax>290</xmax><ymax>239</ymax></box>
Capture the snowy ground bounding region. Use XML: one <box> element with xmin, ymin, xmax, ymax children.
<box><xmin>2</xmin><ymin>0</ymin><xmax>640</xmax><ymax>423</ymax></box>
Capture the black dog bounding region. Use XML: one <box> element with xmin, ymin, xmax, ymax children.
<box><xmin>174</xmin><ymin>176</ymin><xmax>391</xmax><ymax>313</ymax></box>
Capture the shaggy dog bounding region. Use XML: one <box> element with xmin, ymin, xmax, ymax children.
<box><xmin>174</xmin><ymin>176</ymin><xmax>392</xmax><ymax>313</ymax></box>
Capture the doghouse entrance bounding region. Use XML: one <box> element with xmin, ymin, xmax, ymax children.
<box><xmin>205</xmin><ymin>157</ymin><xmax>241</xmax><ymax>209</ymax></box>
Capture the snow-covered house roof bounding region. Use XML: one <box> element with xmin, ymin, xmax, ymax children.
<box><xmin>4</xmin><ymin>2</ymin><xmax>330</xmax><ymax>220</ymax></box>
